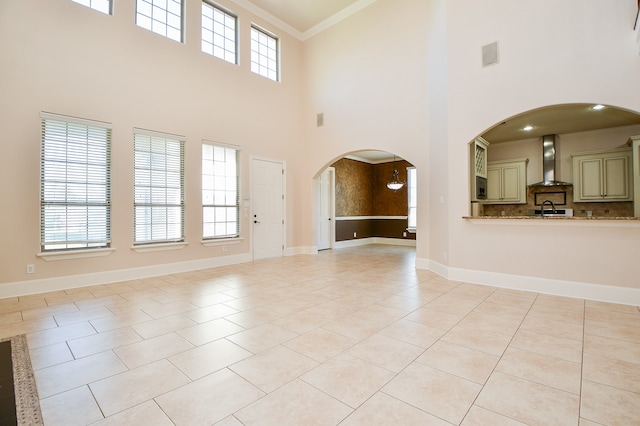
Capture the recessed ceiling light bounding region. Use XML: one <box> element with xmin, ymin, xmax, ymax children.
<box><xmin>592</xmin><ymin>104</ymin><xmax>605</xmax><ymax>110</ymax></box>
<box><xmin>523</xmin><ymin>125</ymin><xmax>533</xmax><ymax>131</ymax></box>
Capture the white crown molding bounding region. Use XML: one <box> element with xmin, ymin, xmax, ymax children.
<box><xmin>344</xmin><ymin>154</ymin><xmax>394</xmax><ymax>164</ymax></box>
<box><xmin>302</xmin><ymin>0</ymin><xmax>378</xmax><ymax>41</ymax></box>
<box><xmin>231</xmin><ymin>0</ymin><xmax>303</xmax><ymax>39</ymax></box>
<box><xmin>230</xmin><ymin>0</ymin><xmax>377</xmax><ymax>41</ymax></box>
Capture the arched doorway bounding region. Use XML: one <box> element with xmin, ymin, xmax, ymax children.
<box><xmin>314</xmin><ymin>150</ymin><xmax>417</xmax><ymax>252</ymax></box>
<box><xmin>469</xmin><ymin>103</ymin><xmax>640</xmax><ymax>218</ymax></box>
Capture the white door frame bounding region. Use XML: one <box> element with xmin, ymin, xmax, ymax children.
<box><xmin>316</xmin><ymin>167</ymin><xmax>335</xmax><ymax>251</ymax></box>
<box><xmin>250</xmin><ymin>156</ymin><xmax>286</xmax><ymax>260</ymax></box>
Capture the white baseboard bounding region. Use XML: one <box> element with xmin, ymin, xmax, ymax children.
<box><xmin>10</xmin><ymin>247</ymin><xmax>634</xmax><ymax>306</ymax></box>
<box><xmin>0</xmin><ymin>253</ymin><xmax>252</xmax><ymax>299</ymax></box>
<box><xmin>416</xmin><ymin>257</ymin><xmax>640</xmax><ymax>306</ymax></box>
<box><xmin>334</xmin><ymin>237</ymin><xmax>416</xmax><ymax>249</ymax></box>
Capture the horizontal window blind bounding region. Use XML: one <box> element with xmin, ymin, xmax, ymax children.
<box><xmin>202</xmin><ymin>143</ymin><xmax>239</xmax><ymax>239</ymax></box>
<box><xmin>40</xmin><ymin>114</ymin><xmax>111</xmax><ymax>251</ymax></box>
<box><xmin>134</xmin><ymin>130</ymin><xmax>185</xmax><ymax>244</ymax></box>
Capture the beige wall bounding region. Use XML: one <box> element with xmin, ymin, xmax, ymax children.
<box><xmin>0</xmin><ymin>0</ymin><xmax>306</xmax><ymax>285</ymax></box>
<box><xmin>444</xmin><ymin>0</ymin><xmax>640</xmax><ymax>291</ymax></box>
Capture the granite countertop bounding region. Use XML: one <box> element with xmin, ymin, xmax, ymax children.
<box><xmin>464</xmin><ymin>215</ymin><xmax>640</xmax><ymax>220</ymax></box>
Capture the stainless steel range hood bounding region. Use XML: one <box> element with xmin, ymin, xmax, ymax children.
<box><xmin>529</xmin><ymin>134</ymin><xmax>572</xmax><ymax>186</ymax></box>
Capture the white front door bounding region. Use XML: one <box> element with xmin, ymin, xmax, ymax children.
<box><xmin>252</xmin><ymin>158</ymin><xmax>284</xmax><ymax>260</ymax></box>
<box><xmin>317</xmin><ymin>167</ymin><xmax>334</xmax><ymax>251</ymax></box>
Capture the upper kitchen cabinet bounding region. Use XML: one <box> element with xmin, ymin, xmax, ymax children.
<box><xmin>572</xmin><ymin>148</ymin><xmax>633</xmax><ymax>202</ymax></box>
<box><xmin>470</xmin><ymin>137</ymin><xmax>489</xmax><ymax>202</ymax></box>
<box><xmin>628</xmin><ymin>135</ymin><xmax>640</xmax><ymax>217</ymax></box>
<box><xmin>485</xmin><ymin>159</ymin><xmax>528</xmax><ymax>204</ymax></box>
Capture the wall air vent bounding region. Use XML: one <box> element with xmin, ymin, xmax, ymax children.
<box><xmin>482</xmin><ymin>42</ymin><xmax>499</xmax><ymax>67</ymax></box>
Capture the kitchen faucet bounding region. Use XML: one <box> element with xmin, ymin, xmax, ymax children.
<box><xmin>540</xmin><ymin>199</ymin><xmax>557</xmax><ymax>217</ymax></box>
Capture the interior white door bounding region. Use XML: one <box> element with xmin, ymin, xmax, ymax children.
<box><xmin>317</xmin><ymin>168</ymin><xmax>334</xmax><ymax>250</ymax></box>
<box><xmin>252</xmin><ymin>158</ymin><xmax>284</xmax><ymax>260</ymax></box>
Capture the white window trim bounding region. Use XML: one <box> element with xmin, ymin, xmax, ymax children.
<box><xmin>201</xmin><ymin>140</ymin><xmax>241</xmax><ymax>241</ymax></box>
<box><xmin>40</xmin><ymin>112</ymin><xmax>113</xmax><ymax>253</ymax></box>
<box><xmin>407</xmin><ymin>166</ymin><xmax>417</xmax><ymax>232</ymax></box>
<box><xmin>70</xmin><ymin>0</ymin><xmax>112</xmax><ymax>15</ymax></box>
<box><xmin>40</xmin><ymin>112</ymin><xmax>113</xmax><ymax>130</ymax></box>
<box><xmin>201</xmin><ymin>237</ymin><xmax>243</xmax><ymax>247</ymax></box>
<box><xmin>38</xmin><ymin>248</ymin><xmax>115</xmax><ymax>261</ymax></box>
<box><xmin>133</xmin><ymin>128</ymin><xmax>186</xmax><ymax>246</ymax></box>
<box><xmin>131</xmin><ymin>242</ymin><xmax>188</xmax><ymax>253</ymax></box>
<box><xmin>201</xmin><ymin>1</ymin><xmax>238</xmax><ymax>64</ymax></box>
<box><xmin>135</xmin><ymin>0</ymin><xmax>184</xmax><ymax>43</ymax></box>
<box><xmin>250</xmin><ymin>24</ymin><xmax>280</xmax><ymax>82</ymax></box>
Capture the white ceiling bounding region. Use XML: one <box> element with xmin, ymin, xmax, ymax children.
<box><xmin>482</xmin><ymin>104</ymin><xmax>640</xmax><ymax>144</ymax></box>
<box><xmin>346</xmin><ymin>150</ymin><xmax>396</xmax><ymax>164</ymax></box>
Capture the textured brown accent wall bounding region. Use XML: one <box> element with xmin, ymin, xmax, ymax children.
<box><xmin>335</xmin><ymin>219</ymin><xmax>416</xmax><ymax>241</ymax></box>
<box><xmin>336</xmin><ymin>220</ymin><xmax>373</xmax><ymax>241</ymax></box>
<box><xmin>333</xmin><ymin>158</ymin><xmax>374</xmax><ymax>216</ymax></box>
<box><xmin>373</xmin><ymin>160</ymin><xmax>411</xmax><ymax>216</ymax></box>
<box><xmin>332</xmin><ymin>157</ymin><xmax>416</xmax><ymax>242</ymax></box>
<box><xmin>333</xmin><ymin>158</ymin><xmax>413</xmax><ymax>218</ymax></box>
<box><xmin>372</xmin><ymin>219</ymin><xmax>416</xmax><ymax>240</ymax></box>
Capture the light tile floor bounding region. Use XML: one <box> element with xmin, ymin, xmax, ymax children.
<box><xmin>1</xmin><ymin>245</ymin><xmax>640</xmax><ymax>425</ymax></box>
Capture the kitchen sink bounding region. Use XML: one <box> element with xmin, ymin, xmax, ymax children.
<box><xmin>528</xmin><ymin>208</ymin><xmax>573</xmax><ymax>217</ymax></box>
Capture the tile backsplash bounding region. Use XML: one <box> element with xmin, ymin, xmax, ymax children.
<box><xmin>482</xmin><ymin>185</ymin><xmax>633</xmax><ymax>217</ymax></box>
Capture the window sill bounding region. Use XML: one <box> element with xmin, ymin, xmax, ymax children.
<box><xmin>201</xmin><ymin>237</ymin><xmax>244</xmax><ymax>247</ymax></box>
<box><xmin>38</xmin><ymin>248</ymin><xmax>115</xmax><ymax>261</ymax></box>
<box><xmin>131</xmin><ymin>242</ymin><xmax>189</xmax><ymax>253</ymax></box>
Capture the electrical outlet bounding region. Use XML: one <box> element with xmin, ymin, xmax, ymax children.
<box><xmin>353</xmin><ymin>232</ymin><xmax>357</xmax><ymax>238</ymax></box>
<box><xmin>26</xmin><ymin>264</ymin><xmax>35</xmax><ymax>274</ymax></box>
<box><xmin>403</xmin><ymin>231</ymin><xmax>407</xmax><ymax>238</ymax></box>
<box><xmin>222</xmin><ymin>245</ymin><xmax>227</xmax><ymax>252</ymax></box>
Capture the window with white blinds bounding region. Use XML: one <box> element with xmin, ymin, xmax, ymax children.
<box><xmin>202</xmin><ymin>2</ymin><xmax>237</xmax><ymax>64</ymax></box>
<box><xmin>202</xmin><ymin>143</ymin><xmax>239</xmax><ymax>239</ymax></box>
<box><xmin>136</xmin><ymin>0</ymin><xmax>183</xmax><ymax>42</ymax></box>
<box><xmin>407</xmin><ymin>167</ymin><xmax>417</xmax><ymax>231</ymax></box>
<box><xmin>70</xmin><ymin>0</ymin><xmax>111</xmax><ymax>14</ymax></box>
<box><xmin>134</xmin><ymin>130</ymin><xmax>185</xmax><ymax>245</ymax></box>
<box><xmin>40</xmin><ymin>113</ymin><xmax>111</xmax><ymax>251</ymax></box>
<box><xmin>250</xmin><ymin>25</ymin><xmax>279</xmax><ymax>81</ymax></box>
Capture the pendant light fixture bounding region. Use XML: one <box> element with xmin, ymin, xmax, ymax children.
<box><xmin>386</xmin><ymin>155</ymin><xmax>406</xmax><ymax>191</ymax></box>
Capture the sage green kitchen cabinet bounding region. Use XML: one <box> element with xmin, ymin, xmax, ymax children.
<box><xmin>470</xmin><ymin>137</ymin><xmax>489</xmax><ymax>202</ymax></box>
<box><xmin>572</xmin><ymin>148</ymin><xmax>633</xmax><ymax>202</ymax></box>
<box><xmin>485</xmin><ymin>159</ymin><xmax>528</xmax><ymax>204</ymax></box>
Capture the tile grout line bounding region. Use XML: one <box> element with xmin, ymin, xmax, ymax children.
<box><xmin>457</xmin><ymin>290</ymin><xmax>540</xmax><ymax>425</ymax></box>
